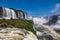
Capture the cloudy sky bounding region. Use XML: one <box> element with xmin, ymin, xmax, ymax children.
<box><xmin>0</xmin><ymin>0</ymin><xmax>60</xmax><ymax>16</ymax></box>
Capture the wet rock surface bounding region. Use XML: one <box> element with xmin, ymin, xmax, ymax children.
<box><xmin>0</xmin><ymin>28</ymin><xmax>38</xmax><ymax>40</ymax></box>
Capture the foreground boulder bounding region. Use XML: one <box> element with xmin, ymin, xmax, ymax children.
<box><xmin>0</xmin><ymin>28</ymin><xmax>38</xmax><ymax>40</ymax></box>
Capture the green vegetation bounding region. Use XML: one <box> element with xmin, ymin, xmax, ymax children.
<box><xmin>0</xmin><ymin>19</ymin><xmax>36</xmax><ymax>34</ymax></box>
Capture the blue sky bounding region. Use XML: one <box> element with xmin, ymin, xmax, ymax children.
<box><xmin>0</xmin><ymin>0</ymin><xmax>60</xmax><ymax>16</ymax></box>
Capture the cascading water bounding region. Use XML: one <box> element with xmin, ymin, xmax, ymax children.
<box><xmin>3</xmin><ymin>8</ymin><xmax>11</xmax><ymax>19</ymax></box>
<box><xmin>3</xmin><ymin>7</ymin><xmax>17</xmax><ymax>19</ymax></box>
<box><xmin>24</xmin><ymin>13</ymin><xmax>27</xmax><ymax>19</ymax></box>
<box><xmin>10</xmin><ymin>9</ymin><xmax>17</xmax><ymax>19</ymax></box>
<box><xmin>1</xmin><ymin>7</ymin><xmax>28</xmax><ymax>19</ymax></box>
<box><xmin>18</xmin><ymin>12</ymin><xmax>24</xmax><ymax>18</ymax></box>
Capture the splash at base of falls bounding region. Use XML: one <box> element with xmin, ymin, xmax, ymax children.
<box><xmin>33</xmin><ymin>23</ymin><xmax>60</xmax><ymax>40</ymax></box>
<box><xmin>33</xmin><ymin>16</ymin><xmax>60</xmax><ymax>40</ymax></box>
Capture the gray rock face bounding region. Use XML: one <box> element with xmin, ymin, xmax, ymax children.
<box><xmin>0</xmin><ymin>28</ymin><xmax>38</xmax><ymax>40</ymax></box>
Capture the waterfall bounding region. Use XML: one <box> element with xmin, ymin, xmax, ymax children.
<box><xmin>10</xmin><ymin>9</ymin><xmax>17</xmax><ymax>19</ymax></box>
<box><xmin>24</xmin><ymin>13</ymin><xmax>27</xmax><ymax>19</ymax></box>
<box><xmin>0</xmin><ymin>7</ymin><xmax>28</xmax><ymax>19</ymax></box>
<box><xmin>18</xmin><ymin>12</ymin><xmax>24</xmax><ymax>18</ymax></box>
<box><xmin>2</xmin><ymin>8</ymin><xmax>17</xmax><ymax>19</ymax></box>
<box><xmin>3</xmin><ymin>8</ymin><xmax>11</xmax><ymax>19</ymax></box>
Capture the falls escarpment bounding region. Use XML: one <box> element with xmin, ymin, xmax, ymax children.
<box><xmin>3</xmin><ymin>8</ymin><xmax>17</xmax><ymax>19</ymax></box>
<box><xmin>0</xmin><ymin>7</ymin><xmax>28</xmax><ymax>19</ymax></box>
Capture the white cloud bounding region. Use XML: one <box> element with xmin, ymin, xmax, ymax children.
<box><xmin>50</xmin><ymin>3</ymin><xmax>60</xmax><ymax>13</ymax></box>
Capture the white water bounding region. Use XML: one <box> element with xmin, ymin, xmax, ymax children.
<box><xmin>33</xmin><ymin>17</ymin><xmax>48</xmax><ymax>25</ymax></box>
<box><xmin>18</xmin><ymin>12</ymin><xmax>24</xmax><ymax>18</ymax></box>
<box><xmin>10</xmin><ymin>9</ymin><xmax>17</xmax><ymax>19</ymax></box>
<box><xmin>24</xmin><ymin>13</ymin><xmax>27</xmax><ymax>19</ymax></box>
<box><xmin>3</xmin><ymin>8</ymin><xmax>17</xmax><ymax>19</ymax></box>
<box><xmin>18</xmin><ymin>12</ymin><xmax>27</xmax><ymax>19</ymax></box>
<box><xmin>1</xmin><ymin>7</ymin><xmax>28</xmax><ymax>19</ymax></box>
